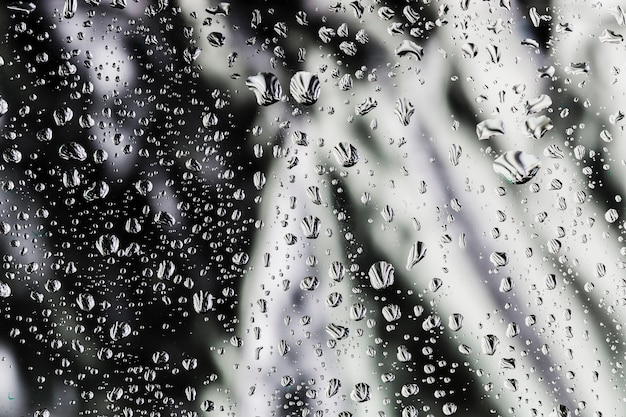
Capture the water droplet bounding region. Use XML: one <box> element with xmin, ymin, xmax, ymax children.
<box><xmin>525</xmin><ymin>94</ymin><xmax>552</xmax><ymax>114</ymax></box>
<box><xmin>397</xmin><ymin>345</ymin><xmax>412</xmax><ymax>362</ymax></box>
<box><xmin>449</xmin><ymin>144</ymin><xmax>462</xmax><ymax>166</ymax></box>
<box><xmin>192</xmin><ymin>291</ymin><xmax>214</xmax><ymax>313</ymax></box>
<box><xmin>339</xmin><ymin>74</ymin><xmax>353</xmax><ymax>91</ymax></box>
<box><xmin>77</xmin><ymin>293</ymin><xmax>95</xmax><ymax>311</ymax></box>
<box><xmin>395</xmin><ymin>40</ymin><xmax>424</xmax><ymax>60</ymax></box>
<box><xmin>59</xmin><ymin>142</ymin><xmax>87</xmax><ymax>161</ymax></box>
<box><xmin>442</xmin><ymin>402</ymin><xmax>458</xmax><ymax>415</ymax></box>
<box><xmin>0</xmin><ymin>98</ymin><xmax>8</xmax><ymax>117</ymax></box>
<box><xmin>63</xmin><ymin>0</ymin><xmax>77</xmax><ymax>19</ymax></box>
<box><xmin>289</xmin><ymin>71</ymin><xmax>320</xmax><ymax>105</ymax></box>
<box><xmin>476</xmin><ymin>118</ymin><xmax>505</xmax><ymax>140</ymax></box>
<box><xmin>246</xmin><ymin>72</ymin><xmax>282</xmax><ymax>106</ymax></box>
<box><xmin>525</xmin><ymin>115</ymin><xmax>553</xmax><ymax>139</ymax></box>
<box><xmin>489</xmin><ymin>251</ymin><xmax>508</xmax><ymax>267</ymax></box>
<box><xmin>368</xmin><ymin>261</ymin><xmax>395</xmax><ymax>290</ymax></box>
<box><xmin>382</xmin><ymin>304</ymin><xmax>401</xmax><ymax>322</ymax></box>
<box><xmin>301</xmin><ymin>216</ymin><xmax>321</xmax><ymax>238</ymax></box>
<box><xmin>110</xmin><ymin>321</ymin><xmax>131</xmax><ymax>341</ymax></box>
<box><xmin>326</xmin><ymin>378</ymin><xmax>341</xmax><ymax>397</ymax></box>
<box><xmin>544</xmin><ymin>144</ymin><xmax>564</xmax><ymax>159</ymax></box>
<box><xmin>493</xmin><ymin>151</ymin><xmax>541</xmax><ymax>184</ymax></box>
<box><xmin>96</xmin><ymin>234</ymin><xmax>119</xmax><ymax>256</ymax></box>
<box><xmin>355</xmin><ymin>97</ymin><xmax>378</xmax><ymax>116</ymax></box>
<box><xmin>291</xmin><ymin>131</ymin><xmax>309</xmax><ymax>146</ymax></box>
<box><xmin>0</xmin><ymin>282</ymin><xmax>11</xmax><ymax>298</ymax></box>
<box><xmin>7</xmin><ymin>1</ymin><xmax>36</xmax><ymax>14</ymax></box>
<box><xmin>306</xmin><ymin>186</ymin><xmax>322</xmax><ymax>205</ymax></box>
<box><xmin>394</xmin><ymin>98</ymin><xmax>415</xmax><ymax>126</ymax></box>
<box><xmin>325</xmin><ymin>323</ymin><xmax>349</xmax><ymax>340</ymax></box>
<box><xmin>406</xmin><ymin>241</ymin><xmax>427</xmax><ymax>270</ymax></box>
<box><xmin>350</xmin><ymin>383</ymin><xmax>371</xmax><ymax>402</ymax></box>
<box><xmin>300</xmin><ymin>276</ymin><xmax>319</xmax><ymax>291</ymax></box>
<box><xmin>333</xmin><ymin>142</ymin><xmax>359</xmax><ymax>167</ymax></box>
<box><xmin>448</xmin><ymin>313</ymin><xmax>464</xmax><ymax>331</ymax></box>
<box><xmin>350</xmin><ymin>303</ymin><xmax>367</xmax><ymax>321</ymax></box>
<box><xmin>481</xmin><ymin>334</ymin><xmax>500</xmax><ymax>355</ymax></box>
<box><xmin>605</xmin><ymin>208</ymin><xmax>619</xmax><ymax>223</ymax></box>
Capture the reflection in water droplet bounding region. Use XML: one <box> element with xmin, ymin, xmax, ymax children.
<box><xmin>350</xmin><ymin>383</ymin><xmax>371</xmax><ymax>402</ymax></box>
<box><xmin>525</xmin><ymin>94</ymin><xmax>552</xmax><ymax>114</ymax></box>
<box><xmin>368</xmin><ymin>261</ymin><xmax>395</xmax><ymax>290</ymax></box>
<box><xmin>333</xmin><ymin>142</ymin><xmax>359</xmax><ymax>167</ymax></box>
<box><xmin>493</xmin><ymin>151</ymin><xmax>541</xmax><ymax>184</ymax></box>
<box><xmin>326</xmin><ymin>378</ymin><xmax>341</xmax><ymax>397</ymax></box>
<box><xmin>449</xmin><ymin>144</ymin><xmax>462</xmax><ymax>166</ymax></box>
<box><xmin>246</xmin><ymin>72</ymin><xmax>282</xmax><ymax>106</ymax></box>
<box><xmin>290</xmin><ymin>71</ymin><xmax>320</xmax><ymax>105</ymax></box>
<box><xmin>110</xmin><ymin>321</ymin><xmax>131</xmax><ymax>341</ymax></box>
<box><xmin>395</xmin><ymin>40</ymin><xmax>424</xmax><ymax>60</ymax></box>
<box><xmin>355</xmin><ymin>97</ymin><xmax>378</xmax><ymax>115</ymax></box>
<box><xmin>525</xmin><ymin>115</ymin><xmax>553</xmax><ymax>139</ymax></box>
<box><xmin>394</xmin><ymin>98</ymin><xmax>415</xmax><ymax>126</ymax></box>
<box><xmin>301</xmin><ymin>216</ymin><xmax>321</xmax><ymax>238</ymax></box>
<box><xmin>406</xmin><ymin>241</ymin><xmax>427</xmax><ymax>270</ymax></box>
<box><xmin>481</xmin><ymin>334</ymin><xmax>500</xmax><ymax>355</ymax></box>
<box><xmin>325</xmin><ymin>323</ymin><xmax>349</xmax><ymax>340</ymax></box>
<box><xmin>476</xmin><ymin>118</ymin><xmax>505</xmax><ymax>140</ymax></box>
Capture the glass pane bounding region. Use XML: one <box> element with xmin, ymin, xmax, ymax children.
<box><xmin>0</xmin><ymin>1</ymin><xmax>623</xmax><ymax>417</ymax></box>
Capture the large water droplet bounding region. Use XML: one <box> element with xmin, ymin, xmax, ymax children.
<box><xmin>406</xmin><ymin>241</ymin><xmax>427</xmax><ymax>270</ymax></box>
<box><xmin>493</xmin><ymin>151</ymin><xmax>541</xmax><ymax>184</ymax></box>
<box><xmin>246</xmin><ymin>72</ymin><xmax>282</xmax><ymax>106</ymax></box>
<box><xmin>289</xmin><ymin>71</ymin><xmax>320</xmax><ymax>105</ymax></box>
<box><xmin>476</xmin><ymin>118</ymin><xmax>505</xmax><ymax>140</ymax></box>
<box><xmin>333</xmin><ymin>142</ymin><xmax>359</xmax><ymax>167</ymax></box>
<box><xmin>368</xmin><ymin>261</ymin><xmax>395</xmax><ymax>290</ymax></box>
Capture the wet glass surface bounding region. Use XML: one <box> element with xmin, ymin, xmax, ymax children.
<box><xmin>0</xmin><ymin>1</ymin><xmax>625</xmax><ymax>416</ymax></box>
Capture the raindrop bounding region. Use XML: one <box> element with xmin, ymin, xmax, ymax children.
<box><xmin>192</xmin><ymin>291</ymin><xmax>214</xmax><ymax>313</ymax></box>
<box><xmin>350</xmin><ymin>383</ymin><xmax>371</xmax><ymax>402</ymax></box>
<box><xmin>406</xmin><ymin>241</ymin><xmax>427</xmax><ymax>270</ymax></box>
<box><xmin>489</xmin><ymin>251</ymin><xmax>508</xmax><ymax>267</ymax></box>
<box><xmin>96</xmin><ymin>234</ymin><xmax>119</xmax><ymax>256</ymax></box>
<box><xmin>525</xmin><ymin>115</ymin><xmax>553</xmax><ymax>139</ymax></box>
<box><xmin>350</xmin><ymin>303</ymin><xmax>367</xmax><ymax>321</ymax></box>
<box><xmin>448</xmin><ymin>313</ymin><xmax>464</xmax><ymax>331</ymax></box>
<box><xmin>355</xmin><ymin>97</ymin><xmax>378</xmax><ymax>116</ymax></box>
<box><xmin>110</xmin><ymin>321</ymin><xmax>131</xmax><ymax>341</ymax></box>
<box><xmin>605</xmin><ymin>208</ymin><xmax>619</xmax><ymax>223</ymax></box>
<box><xmin>59</xmin><ymin>142</ymin><xmax>87</xmax><ymax>161</ymax></box>
<box><xmin>326</xmin><ymin>378</ymin><xmax>341</xmax><ymax>397</ymax></box>
<box><xmin>395</xmin><ymin>40</ymin><xmax>424</xmax><ymax>60</ymax></box>
<box><xmin>333</xmin><ymin>142</ymin><xmax>359</xmax><ymax>167</ymax></box>
<box><xmin>545</xmin><ymin>274</ymin><xmax>557</xmax><ymax>290</ymax></box>
<box><xmin>368</xmin><ymin>261</ymin><xmax>395</xmax><ymax>290</ymax></box>
<box><xmin>0</xmin><ymin>282</ymin><xmax>11</xmax><ymax>298</ymax></box>
<box><xmin>394</xmin><ymin>98</ymin><xmax>415</xmax><ymax>126</ymax></box>
<box><xmin>325</xmin><ymin>323</ymin><xmax>349</xmax><ymax>340</ymax></box>
<box><xmin>476</xmin><ymin>118</ymin><xmax>505</xmax><ymax>140</ymax></box>
<box><xmin>382</xmin><ymin>304</ymin><xmax>401</xmax><ymax>322</ymax></box>
<box><xmin>306</xmin><ymin>186</ymin><xmax>322</xmax><ymax>205</ymax></box>
<box><xmin>525</xmin><ymin>94</ymin><xmax>552</xmax><ymax>114</ymax></box>
<box><xmin>77</xmin><ymin>293</ymin><xmax>95</xmax><ymax>311</ymax></box>
<box><xmin>291</xmin><ymin>131</ymin><xmax>309</xmax><ymax>146</ymax></box>
<box><xmin>481</xmin><ymin>334</ymin><xmax>500</xmax><ymax>355</ymax></box>
<box><xmin>289</xmin><ymin>71</ymin><xmax>320</xmax><ymax>105</ymax></box>
<box><xmin>246</xmin><ymin>72</ymin><xmax>282</xmax><ymax>106</ymax></box>
<box><xmin>449</xmin><ymin>144</ymin><xmax>462</xmax><ymax>166</ymax></box>
<box><xmin>300</xmin><ymin>276</ymin><xmax>319</xmax><ymax>291</ymax></box>
<box><xmin>493</xmin><ymin>151</ymin><xmax>541</xmax><ymax>184</ymax></box>
<box><xmin>301</xmin><ymin>216</ymin><xmax>321</xmax><ymax>238</ymax></box>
